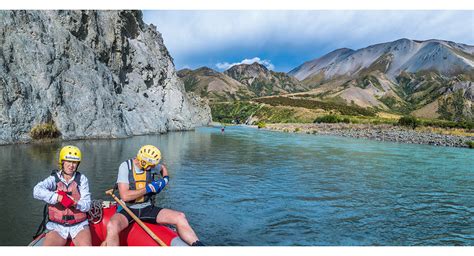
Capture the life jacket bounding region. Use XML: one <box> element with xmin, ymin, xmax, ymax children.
<box><xmin>126</xmin><ymin>159</ymin><xmax>160</xmax><ymax>204</ymax></box>
<box><xmin>47</xmin><ymin>170</ymin><xmax>87</xmax><ymax>226</ymax></box>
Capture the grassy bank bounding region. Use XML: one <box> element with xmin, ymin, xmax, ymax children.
<box><xmin>255</xmin><ymin>96</ymin><xmax>376</xmax><ymax>116</ymax></box>
<box><xmin>210</xmin><ymin>100</ymin><xmax>474</xmax><ymax>136</ymax></box>
<box><xmin>264</xmin><ymin>123</ymin><xmax>474</xmax><ymax>148</ymax></box>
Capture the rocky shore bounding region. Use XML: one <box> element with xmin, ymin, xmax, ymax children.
<box><xmin>264</xmin><ymin>123</ymin><xmax>474</xmax><ymax>148</ymax></box>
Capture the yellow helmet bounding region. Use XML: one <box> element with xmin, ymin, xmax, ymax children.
<box><xmin>136</xmin><ymin>145</ymin><xmax>161</xmax><ymax>170</ymax></box>
<box><xmin>58</xmin><ymin>145</ymin><xmax>82</xmax><ymax>169</ymax></box>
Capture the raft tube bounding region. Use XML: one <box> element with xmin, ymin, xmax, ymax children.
<box><xmin>29</xmin><ymin>201</ymin><xmax>188</xmax><ymax>246</ymax></box>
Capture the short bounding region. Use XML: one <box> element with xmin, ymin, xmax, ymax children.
<box><xmin>45</xmin><ymin>220</ymin><xmax>89</xmax><ymax>240</ymax></box>
<box><xmin>118</xmin><ymin>205</ymin><xmax>163</xmax><ymax>224</ymax></box>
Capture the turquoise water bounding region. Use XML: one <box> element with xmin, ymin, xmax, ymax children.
<box><xmin>0</xmin><ymin>126</ymin><xmax>473</xmax><ymax>245</ymax></box>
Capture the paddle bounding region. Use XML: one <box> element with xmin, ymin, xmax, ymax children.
<box><xmin>105</xmin><ymin>189</ymin><xmax>167</xmax><ymax>246</ymax></box>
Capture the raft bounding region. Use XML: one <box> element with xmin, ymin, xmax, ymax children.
<box><xmin>29</xmin><ymin>201</ymin><xmax>188</xmax><ymax>246</ymax></box>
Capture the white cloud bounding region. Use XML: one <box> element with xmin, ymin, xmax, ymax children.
<box><xmin>216</xmin><ymin>57</ymin><xmax>275</xmax><ymax>71</ymax></box>
<box><xmin>144</xmin><ymin>11</ymin><xmax>473</xmax><ymax>56</ymax></box>
<box><xmin>143</xmin><ymin>10</ymin><xmax>474</xmax><ymax>71</ymax></box>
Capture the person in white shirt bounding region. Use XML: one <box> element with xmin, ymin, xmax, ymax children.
<box><xmin>33</xmin><ymin>145</ymin><xmax>92</xmax><ymax>246</ymax></box>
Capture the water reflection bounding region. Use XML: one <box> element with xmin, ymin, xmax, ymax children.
<box><xmin>0</xmin><ymin>126</ymin><xmax>472</xmax><ymax>245</ymax></box>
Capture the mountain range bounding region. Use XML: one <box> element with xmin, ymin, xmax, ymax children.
<box><xmin>289</xmin><ymin>39</ymin><xmax>473</xmax><ymax>81</ymax></box>
<box><xmin>178</xmin><ymin>62</ymin><xmax>308</xmax><ymax>102</ymax></box>
<box><xmin>177</xmin><ymin>67</ymin><xmax>256</xmax><ymax>102</ymax></box>
<box><xmin>182</xmin><ymin>38</ymin><xmax>473</xmax><ymax>121</ymax></box>
<box><xmin>289</xmin><ymin>38</ymin><xmax>473</xmax><ymax>120</ymax></box>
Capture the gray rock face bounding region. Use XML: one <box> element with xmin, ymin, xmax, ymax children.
<box><xmin>0</xmin><ymin>10</ymin><xmax>211</xmax><ymax>144</ymax></box>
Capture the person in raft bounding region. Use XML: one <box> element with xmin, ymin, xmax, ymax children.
<box><xmin>33</xmin><ymin>145</ymin><xmax>92</xmax><ymax>246</ymax></box>
<box><xmin>102</xmin><ymin>145</ymin><xmax>204</xmax><ymax>246</ymax></box>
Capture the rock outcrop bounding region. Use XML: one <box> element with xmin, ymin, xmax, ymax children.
<box><xmin>0</xmin><ymin>10</ymin><xmax>211</xmax><ymax>144</ymax></box>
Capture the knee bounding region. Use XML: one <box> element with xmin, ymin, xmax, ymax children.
<box><xmin>106</xmin><ymin>220</ymin><xmax>123</xmax><ymax>235</ymax></box>
<box><xmin>175</xmin><ymin>212</ymin><xmax>188</xmax><ymax>226</ymax></box>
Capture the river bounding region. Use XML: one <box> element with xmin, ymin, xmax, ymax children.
<box><xmin>0</xmin><ymin>126</ymin><xmax>472</xmax><ymax>245</ymax></box>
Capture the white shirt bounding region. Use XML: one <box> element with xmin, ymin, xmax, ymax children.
<box><xmin>33</xmin><ymin>171</ymin><xmax>91</xmax><ymax>239</ymax></box>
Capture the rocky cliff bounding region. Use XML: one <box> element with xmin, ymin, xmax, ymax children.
<box><xmin>0</xmin><ymin>10</ymin><xmax>211</xmax><ymax>144</ymax></box>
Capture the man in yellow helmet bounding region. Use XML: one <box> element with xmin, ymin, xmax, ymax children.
<box><xmin>103</xmin><ymin>145</ymin><xmax>204</xmax><ymax>246</ymax></box>
<box><xmin>33</xmin><ymin>145</ymin><xmax>92</xmax><ymax>246</ymax></box>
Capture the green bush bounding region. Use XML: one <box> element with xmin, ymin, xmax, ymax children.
<box><xmin>30</xmin><ymin>122</ymin><xmax>61</xmax><ymax>140</ymax></box>
<box><xmin>421</xmin><ymin>119</ymin><xmax>474</xmax><ymax>130</ymax></box>
<box><xmin>372</xmin><ymin>119</ymin><xmax>382</xmax><ymax>125</ymax></box>
<box><xmin>314</xmin><ymin>115</ymin><xmax>342</xmax><ymax>124</ymax></box>
<box><xmin>398</xmin><ymin>116</ymin><xmax>420</xmax><ymax>129</ymax></box>
<box><xmin>466</xmin><ymin>141</ymin><xmax>474</xmax><ymax>148</ymax></box>
<box><xmin>210</xmin><ymin>101</ymin><xmax>261</xmax><ymax>124</ymax></box>
<box><xmin>294</xmin><ymin>128</ymin><xmax>300</xmax><ymax>132</ymax></box>
<box><xmin>256</xmin><ymin>121</ymin><xmax>266</xmax><ymax>129</ymax></box>
<box><xmin>349</xmin><ymin>118</ymin><xmax>361</xmax><ymax>124</ymax></box>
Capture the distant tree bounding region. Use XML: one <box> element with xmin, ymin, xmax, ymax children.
<box><xmin>453</xmin><ymin>90</ymin><xmax>466</xmax><ymax>122</ymax></box>
<box><xmin>437</xmin><ymin>97</ymin><xmax>453</xmax><ymax>120</ymax></box>
<box><xmin>398</xmin><ymin>116</ymin><xmax>420</xmax><ymax>129</ymax></box>
<box><xmin>466</xmin><ymin>141</ymin><xmax>474</xmax><ymax>149</ymax></box>
<box><xmin>314</xmin><ymin>115</ymin><xmax>341</xmax><ymax>123</ymax></box>
<box><xmin>437</xmin><ymin>90</ymin><xmax>466</xmax><ymax>121</ymax></box>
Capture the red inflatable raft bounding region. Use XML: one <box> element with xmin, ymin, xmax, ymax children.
<box><xmin>29</xmin><ymin>201</ymin><xmax>188</xmax><ymax>246</ymax></box>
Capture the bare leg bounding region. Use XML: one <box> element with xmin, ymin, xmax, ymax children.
<box><xmin>102</xmin><ymin>213</ymin><xmax>129</xmax><ymax>246</ymax></box>
<box><xmin>156</xmin><ymin>209</ymin><xmax>199</xmax><ymax>245</ymax></box>
<box><xmin>43</xmin><ymin>231</ymin><xmax>67</xmax><ymax>246</ymax></box>
<box><xmin>72</xmin><ymin>226</ymin><xmax>92</xmax><ymax>246</ymax></box>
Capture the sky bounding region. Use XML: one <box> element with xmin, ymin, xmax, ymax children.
<box><xmin>143</xmin><ymin>10</ymin><xmax>474</xmax><ymax>73</ymax></box>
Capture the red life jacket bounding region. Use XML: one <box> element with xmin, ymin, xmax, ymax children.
<box><xmin>48</xmin><ymin>170</ymin><xmax>87</xmax><ymax>226</ymax></box>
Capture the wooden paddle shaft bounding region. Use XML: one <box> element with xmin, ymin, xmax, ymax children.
<box><xmin>105</xmin><ymin>189</ymin><xmax>167</xmax><ymax>246</ymax></box>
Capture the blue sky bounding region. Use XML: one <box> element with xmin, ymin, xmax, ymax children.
<box><xmin>143</xmin><ymin>10</ymin><xmax>474</xmax><ymax>73</ymax></box>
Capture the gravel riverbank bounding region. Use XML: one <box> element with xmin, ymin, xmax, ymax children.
<box><xmin>264</xmin><ymin>123</ymin><xmax>474</xmax><ymax>148</ymax></box>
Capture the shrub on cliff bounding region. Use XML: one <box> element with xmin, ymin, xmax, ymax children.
<box><xmin>30</xmin><ymin>123</ymin><xmax>61</xmax><ymax>140</ymax></box>
<box><xmin>398</xmin><ymin>116</ymin><xmax>420</xmax><ymax>129</ymax></box>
